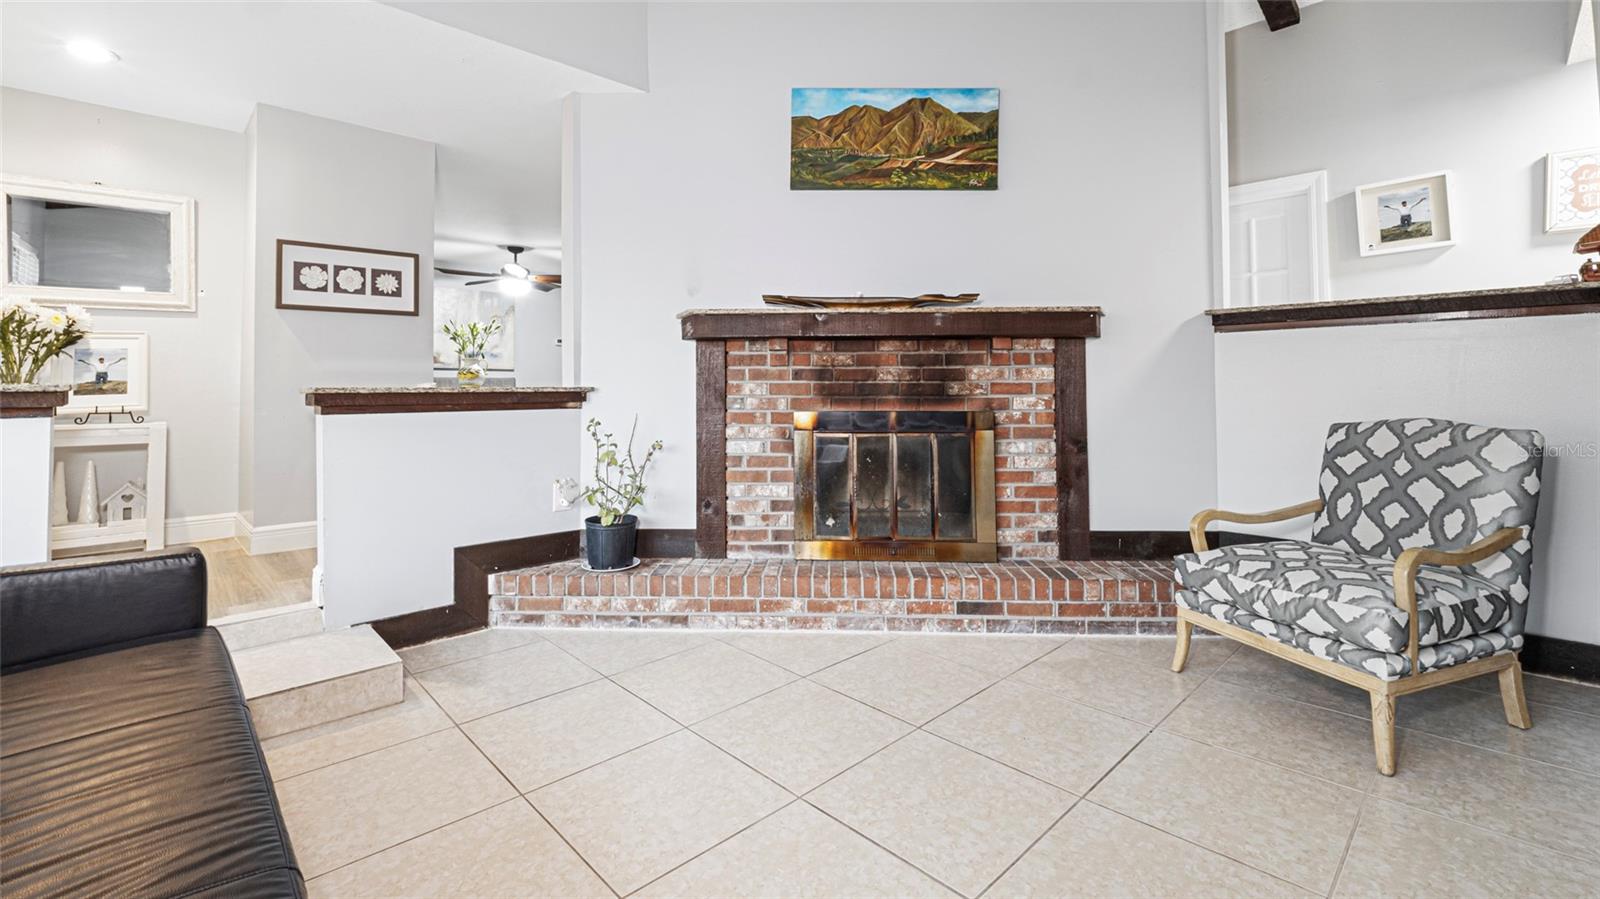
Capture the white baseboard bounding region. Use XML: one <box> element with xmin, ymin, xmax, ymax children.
<box><xmin>236</xmin><ymin>514</ymin><xmax>318</xmax><ymax>555</ymax></box>
<box><xmin>165</xmin><ymin>513</ymin><xmax>238</xmax><ymax>545</ymax></box>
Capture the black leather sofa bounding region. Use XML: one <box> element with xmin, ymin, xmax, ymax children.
<box><xmin>0</xmin><ymin>548</ymin><xmax>305</xmax><ymax>898</ymax></box>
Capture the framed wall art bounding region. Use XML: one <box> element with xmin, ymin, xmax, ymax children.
<box><xmin>790</xmin><ymin>88</ymin><xmax>999</xmax><ymax>191</ymax></box>
<box><xmin>48</xmin><ymin>330</ymin><xmax>151</xmax><ymax>415</ymax></box>
<box><xmin>1545</xmin><ymin>147</ymin><xmax>1600</xmax><ymax>233</ymax></box>
<box><xmin>275</xmin><ymin>239</ymin><xmax>419</xmax><ymax>315</ymax></box>
<box><xmin>3</xmin><ymin>175</ymin><xmax>196</xmax><ymax>312</ymax></box>
<box><xmin>1354</xmin><ymin>171</ymin><xmax>1455</xmax><ymax>257</ymax></box>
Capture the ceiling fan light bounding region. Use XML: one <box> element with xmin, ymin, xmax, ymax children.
<box><xmin>500</xmin><ymin>261</ymin><xmax>530</xmax><ymax>279</ymax></box>
<box><xmin>498</xmin><ymin>277</ymin><xmax>533</xmax><ymax>297</ymax></box>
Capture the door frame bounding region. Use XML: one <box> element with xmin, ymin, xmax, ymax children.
<box><xmin>1226</xmin><ymin>170</ymin><xmax>1332</xmax><ymax>307</ymax></box>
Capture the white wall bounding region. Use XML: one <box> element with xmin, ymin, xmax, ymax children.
<box><xmin>573</xmin><ymin>2</ymin><xmax>1218</xmax><ymax>532</ymax></box>
<box><xmin>1</xmin><ymin>88</ymin><xmax>247</xmax><ymax>523</ymax></box>
<box><xmin>317</xmin><ymin>408</ymin><xmax>582</xmax><ymax>627</ymax></box>
<box><xmin>1214</xmin><ymin>316</ymin><xmax>1600</xmax><ymax>645</ymax></box>
<box><xmin>515</xmin><ymin>289</ymin><xmax>564</xmax><ymax>386</ymax></box>
<box><xmin>1229</xmin><ymin>0</ymin><xmax>1599</xmax><ymax>300</ymax></box>
<box><xmin>242</xmin><ymin>105</ymin><xmax>436</xmax><ymax>530</ymax></box>
<box><xmin>0</xmin><ymin>417</ymin><xmax>54</xmax><ymax>564</ymax></box>
<box><xmin>1221</xmin><ymin>1</ymin><xmax>1600</xmax><ymax>646</ymax></box>
<box><xmin>388</xmin><ymin>1</ymin><xmax>649</xmax><ymax>91</ymax></box>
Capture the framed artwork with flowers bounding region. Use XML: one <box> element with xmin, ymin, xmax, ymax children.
<box><xmin>275</xmin><ymin>239</ymin><xmax>419</xmax><ymax>315</ymax></box>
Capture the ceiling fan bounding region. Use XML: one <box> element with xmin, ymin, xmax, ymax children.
<box><xmin>435</xmin><ymin>245</ymin><xmax>561</xmax><ymax>293</ymax></box>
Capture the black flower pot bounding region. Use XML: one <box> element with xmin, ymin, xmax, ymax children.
<box><xmin>584</xmin><ymin>514</ymin><xmax>638</xmax><ymax>571</ymax></box>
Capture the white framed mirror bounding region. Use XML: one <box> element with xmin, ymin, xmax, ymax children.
<box><xmin>3</xmin><ymin>175</ymin><xmax>196</xmax><ymax>312</ymax></box>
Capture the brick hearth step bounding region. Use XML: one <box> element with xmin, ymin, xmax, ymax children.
<box><xmin>490</xmin><ymin>559</ymin><xmax>1176</xmax><ymax>634</ymax></box>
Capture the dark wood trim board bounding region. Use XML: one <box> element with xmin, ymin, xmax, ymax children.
<box><xmin>305</xmin><ymin>389</ymin><xmax>590</xmax><ymax>415</ymax></box>
<box><xmin>638</xmin><ymin>528</ymin><xmax>697</xmax><ymax>559</ymax></box>
<box><xmin>680</xmin><ymin>308</ymin><xmax>1101</xmax><ymax>341</ymax></box>
<box><xmin>1056</xmin><ymin>339</ymin><xmax>1090</xmax><ymax>560</ymax></box>
<box><xmin>1208</xmin><ymin>284</ymin><xmax>1600</xmax><ymax>332</ymax></box>
<box><xmin>1521</xmin><ymin>634</ymin><xmax>1600</xmax><ymax>684</ymax></box>
<box><xmin>371</xmin><ymin>530</ymin><xmax>579</xmax><ymax>648</ymax></box>
<box><xmin>695</xmin><ymin>340</ymin><xmax>729</xmax><ymax>559</ymax></box>
<box><xmin>1089</xmin><ymin>530</ymin><xmax>1191</xmax><ymax>560</ymax></box>
<box><xmin>0</xmin><ymin>388</ymin><xmax>69</xmax><ymax>418</ymax></box>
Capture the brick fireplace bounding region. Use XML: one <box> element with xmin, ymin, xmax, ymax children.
<box><xmin>726</xmin><ymin>338</ymin><xmax>1054</xmax><ymax>560</ymax></box>
<box><xmin>686</xmin><ymin>306</ymin><xmax>1100</xmax><ymax>562</ymax></box>
<box><xmin>487</xmin><ymin>305</ymin><xmax>1181</xmax><ymax>635</ymax></box>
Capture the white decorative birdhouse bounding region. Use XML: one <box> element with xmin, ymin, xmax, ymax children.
<box><xmin>100</xmin><ymin>480</ymin><xmax>148</xmax><ymax>524</ymax></box>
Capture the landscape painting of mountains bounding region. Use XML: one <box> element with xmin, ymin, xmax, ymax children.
<box><xmin>791</xmin><ymin>88</ymin><xmax>999</xmax><ymax>190</ymax></box>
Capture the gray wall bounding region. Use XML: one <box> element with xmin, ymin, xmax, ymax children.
<box><xmin>1</xmin><ymin>88</ymin><xmax>247</xmax><ymax>522</ymax></box>
<box><xmin>241</xmin><ymin>104</ymin><xmax>436</xmax><ymax>529</ymax></box>
<box><xmin>1229</xmin><ymin>0</ymin><xmax>1600</xmax><ymax>300</ymax></box>
<box><xmin>571</xmin><ymin>1</ymin><xmax>1220</xmax><ymax>533</ymax></box>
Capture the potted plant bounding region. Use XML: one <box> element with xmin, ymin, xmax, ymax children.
<box><xmin>441</xmin><ymin>318</ymin><xmax>501</xmax><ymax>387</ymax></box>
<box><xmin>582</xmin><ymin>416</ymin><xmax>662</xmax><ymax>571</ymax></box>
<box><xmin>1</xmin><ymin>301</ymin><xmax>92</xmax><ymax>385</ymax></box>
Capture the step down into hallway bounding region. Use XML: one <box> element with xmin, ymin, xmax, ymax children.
<box><xmin>215</xmin><ymin>600</ymin><xmax>327</xmax><ymax>651</ymax></box>
<box><xmin>227</xmin><ymin>622</ymin><xmax>403</xmax><ymax>739</ymax></box>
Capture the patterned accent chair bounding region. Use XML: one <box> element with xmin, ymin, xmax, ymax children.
<box><xmin>1172</xmin><ymin>419</ymin><xmax>1544</xmax><ymax>775</ymax></box>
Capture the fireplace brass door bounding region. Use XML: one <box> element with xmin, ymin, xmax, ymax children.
<box><xmin>793</xmin><ymin>411</ymin><xmax>997</xmax><ymax>562</ymax></box>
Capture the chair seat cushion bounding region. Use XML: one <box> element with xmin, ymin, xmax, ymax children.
<box><xmin>1176</xmin><ymin>588</ymin><xmax>1519</xmax><ymax>680</ymax></box>
<box><xmin>1174</xmin><ymin>540</ymin><xmax>1516</xmax><ymax>654</ymax></box>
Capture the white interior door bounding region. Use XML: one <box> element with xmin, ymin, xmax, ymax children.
<box><xmin>1228</xmin><ymin>171</ymin><xmax>1329</xmax><ymax>307</ymax></box>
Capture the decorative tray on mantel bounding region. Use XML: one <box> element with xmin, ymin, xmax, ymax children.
<box><xmin>761</xmin><ymin>293</ymin><xmax>979</xmax><ymax>310</ymax></box>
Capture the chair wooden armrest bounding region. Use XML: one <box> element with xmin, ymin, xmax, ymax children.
<box><xmin>1188</xmin><ymin>499</ymin><xmax>1324</xmax><ymax>553</ymax></box>
<box><xmin>1391</xmin><ymin>527</ymin><xmax>1523</xmax><ymax>676</ymax></box>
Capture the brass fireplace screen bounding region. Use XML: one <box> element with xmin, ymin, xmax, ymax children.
<box><xmin>793</xmin><ymin>411</ymin><xmax>997</xmax><ymax>562</ymax></box>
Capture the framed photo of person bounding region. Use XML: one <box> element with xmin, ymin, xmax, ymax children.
<box><xmin>275</xmin><ymin>239</ymin><xmax>420</xmax><ymax>315</ymax></box>
<box><xmin>1354</xmin><ymin>171</ymin><xmax>1455</xmax><ymax>257</ymax></box>
<box><xmin>52</xmin><ymin>331</ymin><xmax>151</xmax><ymax>415</ymax></box>
<box><xmin>1545</xmin><ymin>147</ymin><xmax>1600</xmax><ymax>233</ymax></box>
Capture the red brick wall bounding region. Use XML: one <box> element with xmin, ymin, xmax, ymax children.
<box><xmin>724</xmin><ymin>336</ymin><xmax>1059</xmax><ymax>560</ymax></box>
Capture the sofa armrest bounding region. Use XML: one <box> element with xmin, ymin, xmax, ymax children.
<box><xmin>1187</xmin><ymin>499</ymin><xmax>1324</xmax><ymax>553</ymax></box>
<box><xmin>1</xmin><ymin>547</ymin><xmax>208</xmax><ymax>670</ymax></box>
<box><xmin>1390</xmin><ymin>527</ymin><xmax>1522</xmax><ymax>677</ymax></box>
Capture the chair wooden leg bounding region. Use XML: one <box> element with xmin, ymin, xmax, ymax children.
<box><xmin>1171</xmin><ymin>618</ymin><xmax>1194</xmax><ymax>673</ymax></box>
<box><xmin>1498</xmin><ymin>660</ymin><xmax>1533</xmax><ymax>729</ymax></box>
<box><xmin>1370</xmin><ymin>690</ymin><xmax>1397</xmax><ymax>776</ymax></box>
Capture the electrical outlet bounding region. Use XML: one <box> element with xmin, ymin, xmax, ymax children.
<box><xmin>552</xmin><ymin>477</ymin><xmax>580</xmax><ymax>511</ymax></box>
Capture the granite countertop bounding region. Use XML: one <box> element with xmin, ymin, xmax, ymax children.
<box><xmin>303</xmin><ymin>385</ymin><xmax>593</xmax><ymax>395</ymax></box>
<box><xmin>1205</xmin><ymin>283</ymin><xmax>1599</xmax><ymax>316</ymax></box>
<box><xmin>0</xmin><ymin>383</ymin><xmax>70</xmax><ymax>392</ymax></box>
<box><xmin>679</xmin><ymin>305</ymin><xmax>1103</xmax><ymax>317</ymax></box>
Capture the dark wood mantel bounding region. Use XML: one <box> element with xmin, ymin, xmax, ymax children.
<box><xmin>1207</xmin><ymin>283</ymin><xmax>1600</xmax><ymax>332</ymax></box>
<box><xmin>680</xmin><ymin>306</ymin><xmax>1102</xmax><ymax>341</ymax></box>
<box><xmin>680</xmin><ymin>305</ymin><xmax>1100</xmax><ymax>560</ymax></box>
<box><xmin>305</xmin><ymin>386</ymin><xmax>592</xmax><ymax>415</ymax></box>
<box><xmin>0</xmin><ymin>386</ymin><xmax>70</xmax><ymax>419</ymax></box>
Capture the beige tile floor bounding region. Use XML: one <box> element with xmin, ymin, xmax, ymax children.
<box><xmin>262</xmin><ymin>628</ymin><xmax>1600</xmax><ymax>899</ymax></box>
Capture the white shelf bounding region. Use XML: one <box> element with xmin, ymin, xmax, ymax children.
<box><xmin>50</xmin><ymin>421</ymin><xmax>167</xmax><ymax>555</ymax></box>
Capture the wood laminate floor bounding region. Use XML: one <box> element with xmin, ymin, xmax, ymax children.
<box><xmin>195</xmin><ymin>538</ymin><xmax>316</xmax><ymax>620</ymax></box>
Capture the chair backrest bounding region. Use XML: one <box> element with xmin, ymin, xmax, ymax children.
<box><xmin>1312</xmin><ymin>419</ymin><xmax>1544</xmax><ymax>598</ymax></box>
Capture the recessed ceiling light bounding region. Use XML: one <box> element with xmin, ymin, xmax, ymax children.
<box><xmin>66</xmin><ymin>39</ymin><xmax>119</xmax><ymax>65</ymax></box>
